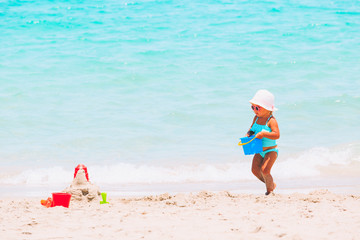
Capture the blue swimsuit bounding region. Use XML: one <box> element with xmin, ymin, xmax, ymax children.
<box><xmin>250</xmin><ymin>115</ymin><xmax>278</xmax><ymax>158</ymax></box>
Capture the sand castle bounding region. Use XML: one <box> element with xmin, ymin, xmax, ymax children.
<box><xmin>63</xmin><ymin>164</ymin><xmax>101</xmax><ymax>202</ymax></box>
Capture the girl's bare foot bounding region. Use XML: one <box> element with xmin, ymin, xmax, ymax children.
<box><xmin>265</xmin><ymin>183</ymin><xmax>276</xmax><ymax>196</ymax></box>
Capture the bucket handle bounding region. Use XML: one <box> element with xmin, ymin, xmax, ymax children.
<box><xmin>238</xmin><ymin>136</ymin><xmax>257</xmax><ymax>146</ymax></box>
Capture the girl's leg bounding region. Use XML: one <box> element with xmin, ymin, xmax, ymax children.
<box><xmin>261</xmin><ymin>151</ymin><xmax>277</xmax><ymax>194</ymax></box>
<box><xmin>251</xmin><ymin>154</ymin><xmax>265</xmax><ymax>183</ymax></box>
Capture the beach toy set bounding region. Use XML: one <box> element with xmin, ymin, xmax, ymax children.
<box><xmin>238</xmin><ymin>136</ymin><xmax>263</xmax><ymax>155</ymax></box>
<box><xmin>41</xmin><ymin>164</ymin><xmax>109</xmax><ymax>208</ymax></box>
<box><xmin>40</xmin><ymin>193</ymin><xmax>71</xmax><ymax>208</ymax></box>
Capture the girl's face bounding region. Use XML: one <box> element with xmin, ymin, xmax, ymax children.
<box><xmin>251</xmin><ymin>104</ymin><xmax>270</xmax><ymax>117</ymax></box>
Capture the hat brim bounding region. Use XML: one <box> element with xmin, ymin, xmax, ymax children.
<box><xmin>249</xmin><ymin>99</ymin><xmax>278</xmax><ymax>111</ymax></box>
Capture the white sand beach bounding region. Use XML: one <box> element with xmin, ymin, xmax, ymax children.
<box><xmin>1</xmin><ymin>189</ymin><xmax>359</xmax><ymax>240</ymax></box>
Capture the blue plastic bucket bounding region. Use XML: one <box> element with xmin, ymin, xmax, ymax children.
<box><xmin>239</xmin><ymin>136</ymin><xmax>263</xmax><ymax>155</ymax></box>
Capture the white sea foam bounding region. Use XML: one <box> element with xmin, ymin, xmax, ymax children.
<box><xmin>1</xmin><ymin>145</ymin><xmax>358</xmax><ymax>188</ymax></box>
<box><xmin>273</xmin><ymin>146</ymin><xmax>357</xmax><ymax>179</ymax></box>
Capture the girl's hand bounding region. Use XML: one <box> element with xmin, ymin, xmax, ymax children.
<box><xmin>256</xmin><ymin>132</ymin><xmax>264</xmax><ymax>139</ymax></box>
<box><xmin>246</xmin><ymin>130</ymin><xmax>255</xmax><ymax>137</ymax></box>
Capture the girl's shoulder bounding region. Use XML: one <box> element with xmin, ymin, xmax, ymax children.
<box><xmin>268</xmin><ymin>115</ymin><xmax>278</xmax><ymax>126</ymax></box>
<box><xmin>269</xmin><ymin>115</ymin><xmax>276</xmax><ymax>121</ymax></box>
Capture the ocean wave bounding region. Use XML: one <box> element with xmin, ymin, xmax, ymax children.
<box><xmin>1</xmin><ymin>144</ymin><xmax>358</xmax><ymax>187</ymax></box>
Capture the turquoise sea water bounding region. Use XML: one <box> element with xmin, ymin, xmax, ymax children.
<box><xmin>0</xmin><ymin>0</ymin><xmax>359</xmax><ymax>193</ymax></box>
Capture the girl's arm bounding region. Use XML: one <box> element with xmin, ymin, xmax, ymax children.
<box><xmin>256</xmin><ymin>118</ymin><xmax>280</xmax><ymax>139</ymax></box>
<box><xmin>246</xmin><ymin>116</ymin><xmax>257</xmax><ymax>137</ymax></box>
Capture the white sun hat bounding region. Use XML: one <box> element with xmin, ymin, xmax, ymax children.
<box><xmin>249</xmin><ymin>89</ymin><xmax>278</xmax><ymax>111</ymax></box>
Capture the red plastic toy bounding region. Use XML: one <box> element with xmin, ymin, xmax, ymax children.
<box><xmin>74</xmin><ymin>164</ymin><xmax>89</xmax><ymax>181</ymax></box>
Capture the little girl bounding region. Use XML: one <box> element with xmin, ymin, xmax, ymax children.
<box><xmin>247</xmin><ymin>89</ymin><xmax>280</xmax><ymax>195</ymax></box>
